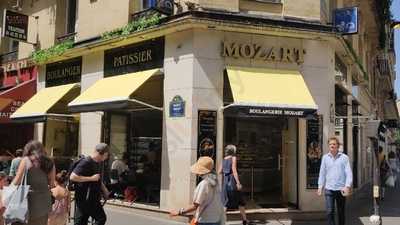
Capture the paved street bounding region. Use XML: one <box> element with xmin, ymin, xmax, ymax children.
<box><xmin>67</xmin><ymin>182</ymin><xmax>399</xmax><ymax>225</ymax></box>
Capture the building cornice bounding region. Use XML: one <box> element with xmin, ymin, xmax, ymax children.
<box><xmin>42</xmin><ymin>10</ymin><xmax>338</xmax><ymax>64</ymax></box>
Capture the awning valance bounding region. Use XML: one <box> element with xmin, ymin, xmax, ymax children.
<box><xmin>224</xmin><ymin>66</ymin><xmax>317</xmax><ymax>117</ymax></box>
<box><xmin>0</xmin><ymin>79</ymin><xmax>36</xmax><ymax>123</ymax></box>
<box><xmin>68</xmin><ymin>69</ymin><xmax>163</xmax><ymax>112</ymax></box>
<box><xmin>10</xmin><ymin>83</ymin><xmax>80</xmax><ymax>122</ymax></box>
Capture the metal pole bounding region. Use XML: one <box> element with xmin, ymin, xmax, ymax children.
<box><xmin>371</xmin><ymin>138</ymin><xmax>382</xmax><ymax>225</ymax></box>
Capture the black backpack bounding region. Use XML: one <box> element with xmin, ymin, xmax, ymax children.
<box><xmin>67</xmin><ymin>157</ymin><xmax>86</xmax><ymax>191</ymax></box>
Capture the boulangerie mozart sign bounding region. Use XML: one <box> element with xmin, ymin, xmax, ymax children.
<box><xmin>2</xmin><ymin>10</ymin><xmax>29</xmax><ymax>41</ymax></box>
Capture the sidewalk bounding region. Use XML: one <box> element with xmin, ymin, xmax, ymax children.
<box><xmin>66</xmin><ymin>182</ymin><xmax>400</xmax><ymax>225</ymax></box>
<box><xmin>228</xmin><ymin>182</ymin><xmax>400</xmax><ymax>225</ymax></box>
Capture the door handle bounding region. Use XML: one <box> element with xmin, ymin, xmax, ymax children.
<box><xmin>278</xmin><ymin>154</ymin><xmax>281</xmax><ymax>171</ymax></box>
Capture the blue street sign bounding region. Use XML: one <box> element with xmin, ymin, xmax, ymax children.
<box><xmin>334</xmin><ymin>7</ymin><xmax>358</xmax><ymax>35</ymax></box>
<box><xmin>169</xmin><ymin>95</ymin><xmax>185</xmax><ymax>117</ymax></box>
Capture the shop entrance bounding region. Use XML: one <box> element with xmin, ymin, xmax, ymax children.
<box><xmin>224</xmin><ymin>116</ymin><xmax>298</xmax><ymax>208</ymax></box>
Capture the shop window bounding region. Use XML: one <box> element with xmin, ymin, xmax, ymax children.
<box><xmin>45</xmin><ymin>119</ymin><xmax>79</xmax><ymax>172</ymax></box>
<box><xmin>108</xmin><ymin>111</ymin><xmax>162</xmax><ymax>205</ymax></box>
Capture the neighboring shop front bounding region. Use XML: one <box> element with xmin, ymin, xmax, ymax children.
<box><xmin>11</xmin><ymin>57</ymin><xmax>82</xmax><ymax>171</ymax></box>
<box><xmin>68</xmin><ymin>38</ymin><xmax>165</xmax><ymax>206</ymax></box>
<box><xmin>0</xmin><ymin>58</ymin><xmax>37</xmax><ymax>155</ymax></box>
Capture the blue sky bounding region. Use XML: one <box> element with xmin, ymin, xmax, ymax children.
<box><xmin>392</xmin><ymin>0</ymin><xmax>400</xmax><ymax>94</ymax></box>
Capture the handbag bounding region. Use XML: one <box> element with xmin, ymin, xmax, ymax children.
<box><xmin>386</xmin><ymin>175</ymin><xmax>395</xmax><ymax>187</ymax></box>
<box><xmin>3</xmin><ymin>163</ymin><xmax>30</xmax><ymax>224</ymax></box>
<box><xmin>226</xmin><ymin>174</ymin><xmax>237</xmax><ymax>192</ymax></box>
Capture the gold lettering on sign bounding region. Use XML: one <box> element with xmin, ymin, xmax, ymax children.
<box><xmin>113</xmin><ymin>49</ymin><xmax>153</xmax><ymax>68</ymax></box>
<box><xmin>221</xmin><ymin>41</ymin><xmax>306</xmax><ymax>64</ymax></box>
<box><xmin>281</xmin><ymin>47</ymin><xmax>294</xmax><ymax>63</ymax></box>
<box><xmin>222</xmin><ymin>42</ymin><xmax>240</xmax><ymax>58</ymax></box>
<box><xmin>266</xmin><ymin>47</ymin><xmax>278</xmax><ymax>61</ymax></box>
<box><xmin>239</xmin><ymin>44</ymin><xmax>255</xmax><ymax>58</ymax></box>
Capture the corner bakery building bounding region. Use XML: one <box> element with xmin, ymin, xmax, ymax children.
<box><xmin>11</xmin><ymin>15</ymin><xmax>338</xmax><ymax>212</ymax></box>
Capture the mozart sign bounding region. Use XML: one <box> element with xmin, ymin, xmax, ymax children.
<box><xmin>222</xmin><ymin>41</ymin><xmax>306</xmax><ymax>64</ymax></box>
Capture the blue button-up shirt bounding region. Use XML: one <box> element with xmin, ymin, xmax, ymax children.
<box><xmin>318</xmin><ymin>152</ymin><xmax>353</xmax><ymax>190</ymax></box>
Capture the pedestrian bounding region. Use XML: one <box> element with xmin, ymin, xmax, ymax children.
<box><xmin>0</xmin><ymin>172</ymin><xmax>8</xmax><ymax>225</ymax></box>
<box><xmin>379</xmin><ymin>155</ymin><xmax>391</xmax><ymax>198</ymax></box>
<box><xmin>170</xmin><ymin>156</ymin><xmax>225</xmax><ymax>225</ymax></box>
<box><xmin>12</xmin><ymin>140</ymin><xmax>56</xmax><ymax>225</ymax></box>
<box><xmin>110</xmin><ymin>152</ymin><xmax>129</xmax><ymax>197</ymax></box>
<box><xmin>9</xmin><ymin>149</ymin><xmax>23</xmax><ymax>178</ymax></box>
<box><xmin>48</xmin><ymin>170</ymin><xmax>71</xmax><ymax>225</ymax></box>
<box><xmin>317</xmin><ymin>137</ymin><xmax>353</xmax><ymax>225</ymax></box>
<box><xmin>219</xmin><ymin>144</ymin><xmax>249</xmax><ymax>225</ymax></box>
<box><xmin>70</xmin><ymin>143</ymin><xmax>110</xmax><ymax>225</ymax></box>
<box><xmin>388</xmin><ymin>151</ymin><xmax>398</xmax><ymax>173</ymax></box>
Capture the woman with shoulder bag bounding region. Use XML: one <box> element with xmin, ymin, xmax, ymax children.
<box><xmin>219</xmin><ymin>145</ymin><xmax>249</xmax><ymax>225</ymax></box>
<box><xmin>170</xmin><ymin>157</ymin><xmax>224</xmax><ymax>225</ymax></box>
<box><xmin>11</xmin><ymin>140</ymin><xmax>55</xmax><ymax>225</ymax></box>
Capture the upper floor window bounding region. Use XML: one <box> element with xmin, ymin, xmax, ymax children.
<box><xmin>67</xmin><ymin>0</ymin><xmax>77</xmax><ymax>34</ymax></box>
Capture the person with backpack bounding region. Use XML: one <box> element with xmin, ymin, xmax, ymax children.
<box><xmin>169</xmin><ymin>157</ymin><xmax>225</xmax><ymax>225</ymax></box>
<box><xmin>70</xmin><ymin>143</ymin><xmax>110</xmax><ymax>225</ymax></box>
<box><xmin>48</xmin><ymin>170</ymin><xmax>70</xmax><ymax>225</ymax></box>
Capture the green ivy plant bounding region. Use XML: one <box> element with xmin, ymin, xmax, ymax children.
<box><xmin>343</xmin><ymin>39</ymin><xmax>368</xmax><ymax>81</ymax></box>
<box><xmin>376</xmin><ymin>0</ymin><xmax>393</xmax><ymax>49</ymax></box>
<box><xmin>31</xmin><ymin>39</ymin><xmax>74</xmax><ymax>64</ymax></box>
<box><xmin>101</xmin><ymin>13</ymin><xmax>162</xmax><ymax>40</ymax></box>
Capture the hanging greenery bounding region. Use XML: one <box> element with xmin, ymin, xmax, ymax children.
<box><xmin>31</xmin><ymin>40</ymin><xmax>74</xmax><ymax>64</ymax></box>
<box><xmin>375</xmin><ymin>0</ymin><xmax>393</xmax><ymax>49</ymax></box>
<box><xmin>343</xmin><ymin>39</ymin><xmax>368</xmax><ymax>81</ymax></box>
<box><xmin>101</xmin><ymin>13</ymin><xmax>162</xmax><ymax>40</ymax></box>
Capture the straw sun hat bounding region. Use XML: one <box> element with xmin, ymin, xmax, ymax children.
<box><xmin>190</xmin><ymin>157</ymin><xmax>214</xmax><ymax>175</ymax></box>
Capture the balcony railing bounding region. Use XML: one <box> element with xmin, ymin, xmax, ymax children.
<box><xmin>376</xmin><ymin>55</ymin><xmax>390</xmax><ymax>76</ymax></box>
<box><xmin>0</xmin><ymin>51</ymin><xmax>18</xmax><ymax>64</ymax></box>
<box><xmin>56</xmin><ymin>32</ymin><xmax>77</xmax><ymax>44</ymax></box>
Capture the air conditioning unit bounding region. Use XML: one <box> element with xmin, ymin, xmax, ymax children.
<box><xmin>157</xmin><ymin>0</ymin><xmax>174</xmax><ymax>15</ymax></box>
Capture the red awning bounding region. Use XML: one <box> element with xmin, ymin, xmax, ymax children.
<box><xmin>0</xmin><ymin>79</ymin><xmax>36</xmax><ymax>123</ymax></box>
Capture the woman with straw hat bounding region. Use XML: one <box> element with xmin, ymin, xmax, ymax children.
<box><xmin>170</xmin><ymin>157</ymin><xmax>225</xmax><ymax>225</ymax></box>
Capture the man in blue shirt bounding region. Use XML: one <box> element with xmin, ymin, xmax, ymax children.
<box><xmin>317</xmin><ymin>137</ymin><xmax>353</xmax><ymax>225</ymax></box>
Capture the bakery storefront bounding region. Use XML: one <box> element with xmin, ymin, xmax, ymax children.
<box><xmin>221</xmin><ymin>41</ymin><xmax>318</xmax><ymax>208</ymax></box>
<box><xmin>152</xmin><ymin>27</ymin><xmax>334</xmax><ymax>211</ymax></box>
<box><xmin>68</xmin><ymin>38</ymin><xmax>165</xmax><ymax>205</ymax></box>
<box><xmin>11</xmin><ymin>57</ymin><xmax>82</xmax><ymax>170</ymax></box>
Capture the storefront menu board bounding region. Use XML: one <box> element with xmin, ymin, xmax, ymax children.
<box><xmin>306</xmin><ymin>115</ymin><xmax>323</xmax><ymax>189</ymax></box>
<box><xmin>197</xmin><ymin>110</ymin><xmax>217</xmax><ymax>162</ymax></box>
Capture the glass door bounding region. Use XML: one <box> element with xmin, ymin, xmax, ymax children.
<box><xmin>224</xmin><ymin>116</ymin><xmax>285</xmax><ymax>208</ymax></box>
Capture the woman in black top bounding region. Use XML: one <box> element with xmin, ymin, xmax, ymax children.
<box><xmin>219</xmin><ymin>144</ymin><xmax>249</xmax><ymax>225</ymax></box>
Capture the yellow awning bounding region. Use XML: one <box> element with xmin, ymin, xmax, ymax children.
<box><xmin>225</xmin><ymin>67</ymin><xmax>317</xmax><ymax>116</ymax></box>
<box><xmin>68</xmin><ymin>69</ymin><xmax>162</xmax><ymax>112</ymax></box>
<box><xmin>11</xmin><ymin>83</ymin><xmax>80</xmax><ymax>121</ymax></box>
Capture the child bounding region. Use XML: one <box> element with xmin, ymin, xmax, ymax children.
<box><xmin>0</xmin><ymin>172</ymin><xmax>8</xmax><ymax>225</ymax></box>
<box><xmin>48</xmin><ymin>170</ymin><xmax>70</xmax><ymax>225</ymax></box>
